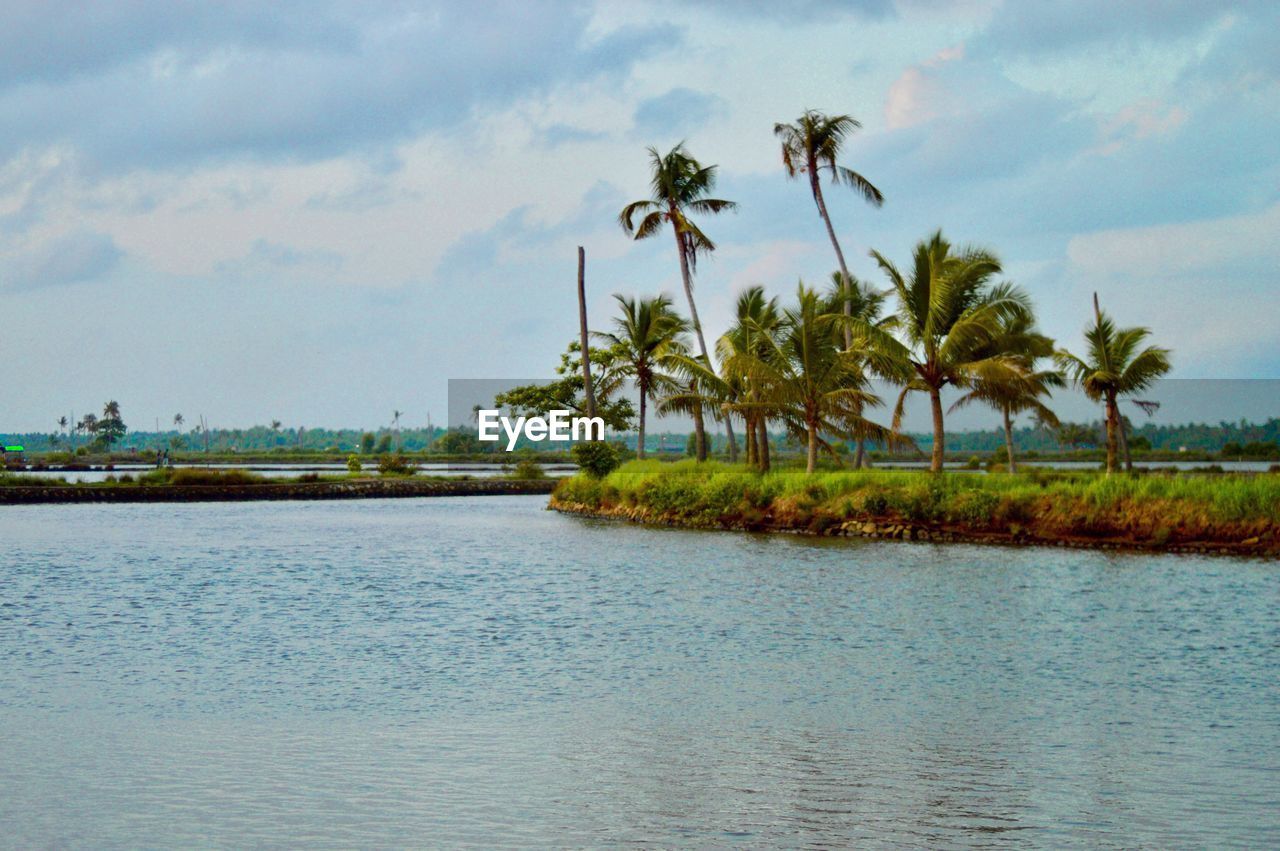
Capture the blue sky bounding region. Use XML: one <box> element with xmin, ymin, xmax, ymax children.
<box><xmin>2</xmin><ymin>0</ymin><xmax>1277</xmax><ymax>433</ymax></box>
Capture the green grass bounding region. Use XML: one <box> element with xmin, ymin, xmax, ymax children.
<box><xmin>554</xmin><ymin>460</ymin><xmax>1280</xmax><ymax>536</ymax></box>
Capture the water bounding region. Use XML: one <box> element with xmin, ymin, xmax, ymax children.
<box><xmin>1</xmin><ymin>497</ymin><xmax>1276</xmax><ymax>847</ymax></box>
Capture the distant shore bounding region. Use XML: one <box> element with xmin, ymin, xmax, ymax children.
<box><xmin>0</xmin><ymin>477</ymin><xmax>555</xmax><ymax>504</ymax></box>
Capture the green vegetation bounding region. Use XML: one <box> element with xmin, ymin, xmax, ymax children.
<box><xmin>553</xmin><ymin>461</ymin><xmax>1279</xmax><ymax>549</ymax></box>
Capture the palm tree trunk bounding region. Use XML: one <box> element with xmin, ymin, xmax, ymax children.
<box><xmin>671</xmin><ymin>223</ymin><xmax>709</xmax><ymax>461</ymax></box>
<box><xmin>745</xmin><ymin>413</ymin><xmax>757</xmax><ymax>466</ymax></box>
<box><xmin>757</xmin><ymin>418</ymin><xmax>771</xmax><ymax>472</ymax></box>
<box><xmin>929</xmin><ymin>387</ymin><xmax>945</xmax><ymax>473</ymax></box>
<box><xmin>810</xmin><ymin>167</ymin><xmax>854</xmax><ymax>350</ymax></box>
<box><xmin>636</xmin><ymin>388</ymin><xmax>647</xmax><ymax>460</ymax></box>
<box><xmin>692</xmin><ymin>404</ymin><xmax>706</xmax><ymax>461</ymax></box>
<box><xmin>806</xmin><ymin>420</ymin><xmax>819</xmax><ymax>474</ymax></box>
<box><xmin>1002</xmin><ymin>407</ymin><xmax>1017</xmax><ymax>474</ymax></box>
<box><xmin>1104</xmin><ymin>394</ymin><xmax>1119</xmax><ymax>476</ymax></box>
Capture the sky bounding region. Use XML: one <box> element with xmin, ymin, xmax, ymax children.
<box><xmin>2</xmin><ymin>0</ymin><xmax>1278</xmax><ymax>433</ymax></box>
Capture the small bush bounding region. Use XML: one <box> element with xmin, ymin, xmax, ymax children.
<box><xmin>377</xmin><ymin>454</ymin><xmax>415</xmax><ymax>476</ymax></box>
<box><xmin>571</xmin><ymin>441</ymin><xmax>621</xmax><ymax>478</ymax></box>
<box><xmin>169</xmin><ymin>469</ymin><xmax>264</xmax><ymax>486</ymax></box>
<box><xmin>347</xmin><ymin>454</ymin><xmax>362</xmax><ymax>474</ymax></box>
<box><xmin>510</xmin><ymin>460</ymin><xmax>546</xmax><ymax>480</ymax></box>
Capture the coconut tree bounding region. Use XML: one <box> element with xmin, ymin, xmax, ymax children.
<box><xmin>619</xmin><ymin>143</ymin><xmax>737</xmax><ymax>460</ymax></box>
<box><xmin>822</xmin><ymin>271</ymin><xmax>889</xmax><ymax>468</ymax></box>
<box><xmin>948</xmin><ymin>314</ymin><xmax>1063</xmax><ymax>473</ymax></box>
<box><xmin>661</xmin><ymin>286</ymin><xmax>782</xmax><ymax>471</ymax></box>
<box><xmin>1054</xmin><ymin>294</ymin><xmax>1171</xmax><ymax>475</ymax></box>
<box><xmin>867</xmin><ymin>231</ymin><xmax>1032</xmax><ymax>473</ymax></box>
<box><xmin>593</xmin><ymin>294</ymin><xmax>689</xmax><ymax>460</ymax></box>
<box><xmin>727</xmin><ymin>283</ymin><xmax>890</xmax><ymax>474</ymax></box>
<box><xmin>775</xmin><ymin>110</ymin><xmax>883</xmax><ymax>348</ymax></box>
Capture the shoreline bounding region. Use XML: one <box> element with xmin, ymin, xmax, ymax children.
<box><xmin>549</xmin><ymin>498</ymin><xmax>1277</xmax><ymax>558</ymax></box>
<box><xmin>0</xmin><ymin>478</ymin><xmax>556</xmax><ymax>504</ymax></box>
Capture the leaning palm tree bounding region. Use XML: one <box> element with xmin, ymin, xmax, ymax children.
<box><xmin>728</xmin><ymin>283</ymin><xmax>890</xmax><ymax>474</ymax></box>
<box><xmin>775</xmin><ymin>110</ymin><xmax>883</xmax><ymax>347</ymax></box>
<box><xmin>593</xmin><ymin>294</ymin><xmax>689</xmax><ymax>460</ymax></box>
<box><xmin>949</xmin><ymin>315</ymin><xmax>1063</xmax><ymax>473</ymax></box>
<box><xmin>619</xmin><ymin>143</ymin><xmax>737</xmax><ymax>460</ymax></box>
<box><xmin>1054</xmin><ymin>294</ymin><xmax>1171</xmax><ymax>475</ymax></box>
<box><xmin>867</xmin><ymin>231</ymin><xmax>1032</xmax><ymax>473</ymax></box>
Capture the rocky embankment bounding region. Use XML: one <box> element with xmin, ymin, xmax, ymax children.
<box><xmin>0</xmin><ymin>478</ymin><xmax>556</xmax><ymax>504</ymax></box>
<box><xmin>549</xmin><ymin>497</ymin><xmax>1278</xmax><ymax>558</ymax></box>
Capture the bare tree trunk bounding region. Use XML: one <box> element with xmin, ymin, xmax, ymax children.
<box><xmin>806</xmin><ymin>421</ymin><xmax>819</xmax><ymax>474</ymax></box>
<box><xmin>1003</xmin><ymin>407</ymin><xmax>1017</xmax><ymax>474</ymax></box>
<box><xmin>1104</xmin><ymin>394</ymin><xmax>1119</xmax><ymax>476</ymax></box>
<box><xmin>637</xmin><ymin>389</ymin><xmax>646</xmax><ymax>460</ymax></box>
<box><xmin>757</xmin><ymin>418</ymin><xmax>770</xmax><ymax>472</ymax></box>
<box><xmin>929</xmin><ymin>387</ymin><xmax>945</xmax><ymax>473</ymax></box>
<box><xmin>576</xmin><ymin>246</ymin><xmax>596</xmax><ymax>419</ymax></box>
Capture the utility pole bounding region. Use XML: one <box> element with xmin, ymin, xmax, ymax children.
<box><xmin>577</xmin><ymin>246</ymin><xmax>597</xmax><ymax>419</ymax></box>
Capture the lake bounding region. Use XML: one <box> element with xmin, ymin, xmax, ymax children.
<box><xmin>1</xmin><ymin>496</ymin><xmax>1276</xmax><ymax>847</ymax></box>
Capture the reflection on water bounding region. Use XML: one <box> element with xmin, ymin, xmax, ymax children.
<box><xmin>0</xmin><ymin>497</ymin><xmax>1277</xmax><ymax>847</ymax></box>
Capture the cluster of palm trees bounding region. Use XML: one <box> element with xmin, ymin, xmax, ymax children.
<box><xmin>593</xmin><ymin>110</ymin><xmax>1171</xmax><ymax>476</ymax></box>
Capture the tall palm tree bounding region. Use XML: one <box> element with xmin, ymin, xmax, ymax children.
<box><xmin>594</xmin><ymin>294</ymin><xmax>689</xmax><ymax>460</ymax></box>
<box><xmin>948</xmin><ymin>314</ymin><xmax>1063</xmax><ymax>473</ymax></box>
<box><xmin>728</xmin><ymin>283</ymin><xmax>889</xmax><ymax>473</ymax></box>
<box><xmin>619</xmin><ymin>143</ymin><xmax>737</xmax><ymax>460</ymax></box>
<box><xmin>867</xmin><ymin>231</ymin><xmax>1032</xmax><ymax>473</ymax></box>
<box><xmin>1054</xmin><ymin>294</ymin><xmax>1171</xmax><ymax>475</ymax></box>
<box><xmin>775</xmin><ymin>110</ymin><xmax>883</xmax><ymax>348</ymax></box>
<box><xmin>173</xmin><ymin>413</ymin><xmax>184</xmax><ymax>431</ymax></box>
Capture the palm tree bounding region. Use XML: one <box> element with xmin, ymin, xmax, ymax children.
<box><xmin>57</xmin><ymin>416</ymin><xmax>68</xmax><ymax>446</ymax></box>
<box><xmin>948</xmin><ymin>314</ymin><xmax>1063</xmax><ymax>473</ymax></box>
<box><xmin>728</xmin><ymin>283</ymin><xmax>889</xmax><ymax>473</ymax></box>
<box><xmin>823</xmin><ymin>271</ymin><xmax>888</xmax><ymax>468</ymax></box>
<box><xmin>868</xmin><ymin>231</ymin><xmax>1032</xmax><ymax>473</ymax></box>
<box><xmin>594</xmin><ymin>294</ymin><xmax>689</xmax><ymax>459</ymax></box>
<box><xmin>619</xmin><ymin>143</ymin><xmax>737</xmax><ymax>460</ymax></box>
<box><xmin>723</xmin><ymin>286</ymin><xmax>783</xmax><ymax>471</ymax></box>
<box><xmin>1054</xmin><ymin>294</ymin><xmax>1171</xmax><ymax>475</ymax></box>
<box><xmin>775</xmin><ymin>110</ymin><xmax>883</xmax><ymax>348</ymax></box>
<box><xmin>173</xmin><ymin>413</ymin><xmax>184</xmax><ymax>431</ymax></box>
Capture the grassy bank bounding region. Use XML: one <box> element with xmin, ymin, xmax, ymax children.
<box><xmin>551</xmin><ymin>461</ymin><xmax>1280</xmax><ymax>555</ymax></box>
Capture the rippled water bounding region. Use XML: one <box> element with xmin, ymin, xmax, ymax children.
<box><xmin>1</xmin><ymin>496</ymin><xmax>1277</xmax><ymax>847</ymax></box>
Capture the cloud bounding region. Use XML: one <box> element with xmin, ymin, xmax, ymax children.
<box><xmin>0</xmin><ymin>3</ymin><xmax>677</xmax><ymax>173</ymax></box>
<box><xmin>633</xmin><ymin>88</ymin><xmax>728</xmax><ymax>139</ymax></box>
<box><xmin>973</xmin><ymin>0</ymin><xmax>1236</xmax><ymax>56</ymax></box>
<box><xmin>214</xmin><ymin>238</ymin><xmax>344</xmax><ymax>280</ymax></box>
<box><xmin>3</xmin><ymin>229</ymin><xmax>123</xmax><ymax>292</ymax></box>
<box><xmin>1062</xmin><ymin>203</ymin><xmax>1280</xmax><ymax>376</ymax></box>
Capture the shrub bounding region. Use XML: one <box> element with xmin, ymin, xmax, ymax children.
<box><xmin>572</xmin><ymin>441</ymin><xmax>621</xmax><ymax>478</ymax></box>
<box><xmin>510</xmin><ymin>460</ymin><xmax>546</xmax><ymax>480</ymax></box>
<box><xmin>169</xmin><ymin>469</ymin><xmax>263</xmax><ymax>486</ymax></box>
<box><xmin>347</xmin><ymin>454</ymin><xmax>362</xmax><ymax>474</ymax></box>
<box><xmin>377</xmin><ymin>454</ymin><xmax>414</xmax><ymax>476</ymax></box>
